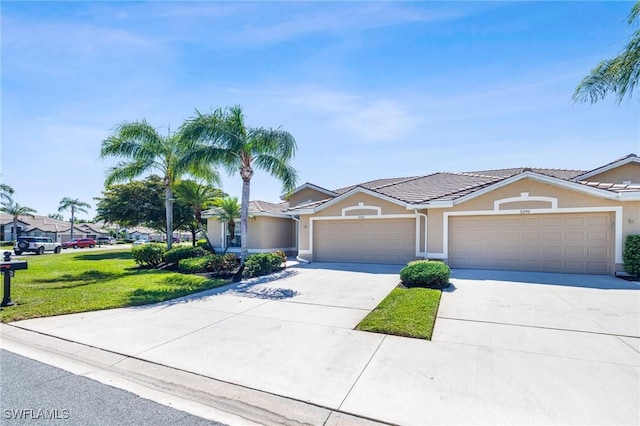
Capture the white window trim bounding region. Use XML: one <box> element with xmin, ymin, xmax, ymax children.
<box><xmin>436</xmin><ymin>206</ymin><xmax>623</xmax><ymax>265</ymax></box>
<box><xmin>494</xmin><ymin>193</ymin><xmax>558</xmax><ymax>210</ymax></box>
<box><xmin>341</xmin><ymin>202</ymin><xmax>382</xmax><ymax>216</ymax></box>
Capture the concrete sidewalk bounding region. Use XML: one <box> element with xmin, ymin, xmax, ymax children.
<box><xmin>2</xmin><ymin>265</ymin><xmax>639</xmax><ymax>425</ymax></box>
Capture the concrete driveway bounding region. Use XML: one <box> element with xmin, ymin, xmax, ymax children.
<box><xmin>4</xmin><ymin>265</ymin><xmax>639</xmax><ymax>425</ymax></box>
<box><xmin>341</xmin><ymin>269</ymin><xmax>640</xmax><ymax>425</ymax></box>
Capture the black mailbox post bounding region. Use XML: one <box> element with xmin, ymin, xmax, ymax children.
<box><xmin>1</xmin><ymin>251</ymin><xmax>27</xmax><ymax>307</ymax></box>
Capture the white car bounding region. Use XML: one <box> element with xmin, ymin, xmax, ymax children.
<box><xmin>132</xmin><ymin>240</ymin><xmax>149</xmax><ymax>246</ymax></box>
<box><xmin>14</xmin><ymin>237</ymin><xmax>62</xmax><ymax>255</ymax></box>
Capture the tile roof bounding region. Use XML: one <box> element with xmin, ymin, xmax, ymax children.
<box><xmin>287</xmin><ymin>157</ymin><xmax>638</xmax><ymax>211</ymax></box>
<box><xmin>249</xmin><ymin>200</ymin><xmax>290</xmax><ymax>214</ymax></box>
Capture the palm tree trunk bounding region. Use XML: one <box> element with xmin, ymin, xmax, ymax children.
<box><xmin>70</xmin><ymin>206</ymin><xmax>75</xmax><ymax>241</ymax></box>
<box><xmin>240</xmin><ymin>178</ymin><xmax>250</xmax><ymax>265</ymax></box>
<box><xmin>166</xmin><ymin>185</ymin><xmax>173</xmax><ymax>250</ymax></box>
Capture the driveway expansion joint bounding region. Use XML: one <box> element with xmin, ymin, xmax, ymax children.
<box><xmin>437</xmin><ymin>316</ymin><xmax>636</xmax><ymax>338</ymax></box>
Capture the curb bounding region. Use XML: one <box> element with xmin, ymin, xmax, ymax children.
<box><xmin>1</xmin><ymin>324</ymin><xmax>388</xmax><ymax>426</ymax></box>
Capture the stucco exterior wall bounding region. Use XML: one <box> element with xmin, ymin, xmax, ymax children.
<box><xmin>586</xmin><ymin>163</ymin><xmax>640</xmax><ymax>183</ymax></box>
<box><xmin>207</xmin><ymin>216</ymin><xmax>295</xmax><ymax>253</ymax></box>
<box><xmin>423</xmin><ymin>178</ymin><xmax>639</xmax><ymax>272</ymax></box>
<box><xmin>206</xmin><ymin>218</ymin><xmax>224</xmax><ymax>248</ymax></box>
<box><xmin>297</xmin><ymin>192</ymin><xmax>412</xmax><ymax>254</ymax></box>
<box><xmin>289</xmin><ymin>187</ymin><xmax>333</xmax><ymax>208</ymax></box>
<box><xmin>257</xmin><ymin>216</ymin><xmax>295</xmax><ymax>250</ymax></box>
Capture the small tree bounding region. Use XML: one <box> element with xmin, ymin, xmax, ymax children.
<box><xmin>58</xmin><ymin>197</ymin><xmax>91</xmax><ymax>241</ymax></box>
<box><xmin>174</xmin><ymin>180</ymin><xmax>223</xmax><ymax>247</ymax></box>
<box><xmin>212</xmin><ymin>197</ymin><xmax>241</xmax><ymax>253</ymax></box>
<box><xmin>1</xmin><ymin>200</ymin><xmax>36</xmax><ymax>241</ymax></box>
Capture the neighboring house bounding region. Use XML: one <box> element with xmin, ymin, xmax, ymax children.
<box><xmin>0</xmin><ymin>215</ymin><xmax>120</xmax><ymax>242</ymax></box>
<box><xmin>204</xmin><ymin>154</ymin><xmax>640</xmax><ymax>275</ymax></box>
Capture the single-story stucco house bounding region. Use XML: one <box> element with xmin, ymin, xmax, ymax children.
<box><xmin>204</xmin><ymin>154</ymin><xmax>640</xmax><ymax>275</ymax></box>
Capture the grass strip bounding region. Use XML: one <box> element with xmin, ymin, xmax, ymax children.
<box><xmin>356</xmin><ymin>287</ymin><xmax>441</xmax><ymax>340</ymax></box>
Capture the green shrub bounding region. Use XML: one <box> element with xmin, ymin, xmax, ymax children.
<box><xmin>132</xmin><ymin>244</ymin><xmax>166</xmax><ymax>268</ymax></box>
<box><xmin>400</xmin><ymin>260</ymin><xmax>450</xmax><ymax>289</ymax></box>
<box><xmin>178</xmin><ymin>256</ymin><xmax>211</xmax><ymax>273</ymax></box>
<box><xmin>242</xmin><ymin>252</ymin><xmax>286</xmax><ymax>278</ymax></box>
<box><xmin>206</xmin><ymin>254</ymin><xmax>239</xmax><ymax>275</ymax></box>
<box><xmin>623</xmin><ymin>234</ymin><xmax>640</xmax><ymax>276</ymax></box>
<box><xmin>164</xmin><ymin>246</ymin><xmax>208</xmax><ymax>264</ymax></box>
<box><xmin>178</xmin><ymin>254</ymin><xmax>239</xmax><ymax>275</ymax></box>
<box><xmin>196</xmin><ymin>239</ymin><xmax>213</xmax><ymax>251</ymax></box>
<box><xmin>0</xmin><ymin>241</ymin><xmax>14</xmax><ymax>247</ymax></box>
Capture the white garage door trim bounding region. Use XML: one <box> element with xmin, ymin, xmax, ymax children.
<box><xmin>299</xmin><ymin>213</ymin><xmax>421</xmax><ymax>258</ymax></box>
<box><xmin>442</xmin><ymin>206</ymin><xmax>623</xmax><ymax>264</ymax></box>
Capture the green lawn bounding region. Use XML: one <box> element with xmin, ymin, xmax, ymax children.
<box><xmin>0</xmin><ymin>249</ymin><xmax>230</xmax><ymax>323</ymax></box>
<box><xmin>356</xmin><ymin>287</ymin><xmax>442</xmax><ymax>340</ymax></box>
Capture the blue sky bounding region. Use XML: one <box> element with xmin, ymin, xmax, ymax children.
<box><xmin>2</xmin><ymin>1</ymin><xmax>638</xmax><ymax>220</ymax></box>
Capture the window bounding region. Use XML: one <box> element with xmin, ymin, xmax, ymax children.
<box><xmin>226</xmin><ymin>223</ymin><xmax>241</xmax><ymax>248</ymax></box>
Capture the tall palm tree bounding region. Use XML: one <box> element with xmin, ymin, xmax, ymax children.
<box><xmin>174</xmin><ymin>180</ymin><xmax>223</xmax><ymax>247</ymax></box>
<box><xmin>0</xmin><ymin>200</ymin><xmax>36</xmax><ymax>241</ymax></box>
<box><xmin>211</xmin><ymin>196</ymin><xmax>241</xmax><ymax>253</ymax></box>
<box><xmin>100</xmin><ymin>120</ymin><xmax>218</xmax><ymax>249</ymax></box>
<box><xmin>58</xmin><ymin>197</ymin><xmax>91</xmax><ymax>241</ymax></box>
<box><xmin>0</xmin><ymin>183</ymin><xmax>14</xmax><ymax>202</ymax></box>
<box><xmin>181</xmin><ymin>106</ymin><xmax>298</xmax><ymax>264</ymax></box>
<box><xmin>573</xmin><ymin>1</ymin><xmax>640</xmax><ymax>103</ymax></box>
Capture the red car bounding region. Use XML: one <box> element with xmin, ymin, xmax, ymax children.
<box><xmin>62</xmin><ymin>238</ymin><xmax>96</xmax><ymax>249</ymax></box>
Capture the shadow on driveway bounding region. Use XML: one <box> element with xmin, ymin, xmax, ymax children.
<box><xmin>451</xmin><ymin>268</ymin><xmax>639</xmax><ymax>290</ymax></box>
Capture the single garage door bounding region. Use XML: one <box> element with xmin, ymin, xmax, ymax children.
<box><xmin>314</xmin><ymin>219</ymin><xmax>416</xmax><ymax>264</ymax></box>
<box><xmin>449</xmin><ymin>212</ymin><xmax>614</xmax><ymax>274</ymax></box>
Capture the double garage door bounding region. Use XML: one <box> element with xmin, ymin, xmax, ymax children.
<box><xmin>449</xmin><ymin>212</ymin><xmax>614</xmax><ymax>274</ymax></box>
<box><xmin>314</xmin><ymin>219</ymin><xmax>415</xmax><ymax>264</ymax></box>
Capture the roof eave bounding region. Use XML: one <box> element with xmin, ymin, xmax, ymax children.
<box><xmin>573</xmin><ymin>155</ymin><xmax>639</xmax><ymax>181</ymax></box>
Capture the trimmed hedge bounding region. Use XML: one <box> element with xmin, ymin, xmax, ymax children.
<box><xmin>164</xmin><ymin>246</ymin><xmax>208</xmax><ymax>264</ymax></box>
<box><xmin>196</xmin><ymin>239</ymin><xmax>213</xmax><ymax>251</ymax></box>
<box><xmin>178</xmin><ymin>254</ymin><xmax>238</xmax><ymax>274</ymax></box>
<box><xmin>242</xmin><ymin>251</ymin><xmax>286</xmax><ymax>278</ymax></box>
<box><xmin>400</xmin><ymin>260</ymin><xmax>450</xmax><ymax>289</ymax></box>
<box><xmin>132</xmin><ymin>244</ymin><xmax>166</xmax><ymax>268</ymax></box>
<box><xmin>623</xmin><ymin>234</ymin><xmax>640</xmax><ymax>276</ymax></box>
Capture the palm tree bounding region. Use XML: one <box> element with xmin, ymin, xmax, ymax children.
<box><xmin>174</xmin><ymin>180</ymin><xmax>223</xmax><ymax>247</ymax></box>
<box><xmin>573</xmin><ymin>2</ymin><xmax>640</xmax><ymax>103</ymax></box>
<box><xmin>211</xmin><ymin>196</ymin><xmax>241</xmax><ymax>253</ymax></box>
<box><xmin>0</xmin><ymin>183</ymin><xmax>14</xmax><ymax>202</ymax></box>
<box><xmin>181</xmin><ymin>106</ymin><xmax>298</xmax><ymax>264</ymax></box>
<box><xmin>100</xmin><ymin>120</ymin><xmax>218</xmax><ymax>249</ymax></box>
<box><xmin>58</xmin><ymin>197</ymin><xmax>91</xmax><ymax>241</ymax></box>
<box><xmin>0</xmin><ymin>200</ymin><xmax>36</xmax><ymax>241</ymax></box>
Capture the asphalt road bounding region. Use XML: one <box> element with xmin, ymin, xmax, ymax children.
<box><xmin>0</xmin><ymin>349</ymin><xmax>226</xmax><ymax>425</ymax></box>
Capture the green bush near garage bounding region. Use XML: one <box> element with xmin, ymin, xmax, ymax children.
<box><xmin>178</xmin><ymin>254</ymin><xmax>238</xmax><ymax>275</ymax></box>
<box><xmin>623</xmin><ymin>234</ymin><xmax>640</xmax><ymax>276</ymax></box>
<box><xmin>400</xmin><ymin>260</ymin><xmax>450</xmax><ymax>289</ymax></box>
<box><xmin>242</xmin><ymin>251</ymin><xmax>287</xmax><ymax>278</ymax></box>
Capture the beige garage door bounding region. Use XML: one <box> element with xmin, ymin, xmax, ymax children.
<box><xmin>449</xmin><ymin>213</ymin><xmax>614</xmax><ymax>274</ymax></box>
<box><xmin>314</xmin><ymin>219</ymin><xmax>416</xmax><ymax>264</ymax></box>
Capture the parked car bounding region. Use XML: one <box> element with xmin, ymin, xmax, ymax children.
<box><xmin>14</xmin><ymin>237</ymin><xmax>62</xmax><ymax>255</ymax></box>
<box><xmin>132</xmin><ymin>239</ymin><xmax>149</xmax><ymax>246</ymax></box>
<box><xmin>96</xmin><ymin>236</ymin><xmax>116</xmax><ymax>245</ymax></box>
<box><xmin>62</xmin><ymin>238</ymin><xmax>96</xmax><ymax>249</ymax></box>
